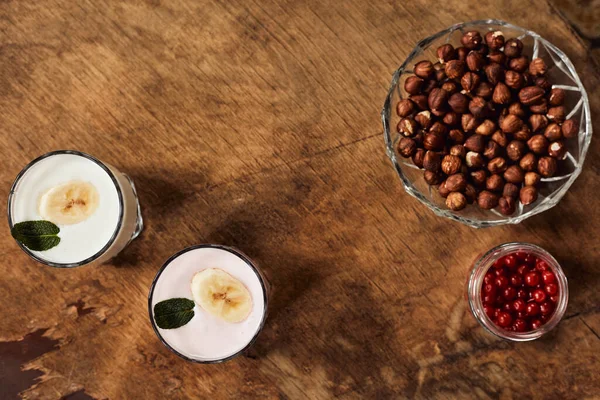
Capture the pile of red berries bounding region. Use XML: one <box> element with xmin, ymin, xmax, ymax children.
<box><xmin>481</xmin><ymin>250</ymin><xmax>559</xmax><ymax>332</ymax></box>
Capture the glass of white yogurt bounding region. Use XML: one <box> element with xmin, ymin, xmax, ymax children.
<box><xmin>148</xmin><ymin>245</ymin><xmax>269</xmax><ymax>363</ymax></box>
<box><xmin>8</xmin><ymin>150</ymin><xmax>143</xmax><ymax>267</ymax></box>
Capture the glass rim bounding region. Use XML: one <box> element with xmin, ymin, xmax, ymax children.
<box><xmin>381</xmin><ymin>19</ymin><xmax>593</xmax><ymax>228</ymax></box>
<box><xmin>7</xmin><ymin>150</ymin><xmax>125</xmax><ymax>268</ymax></box>
<box><xmin>468</xmin><ymin>242</ymin><xmax>569</xmax><ymax>341</ymax></box>
<box><xmin>147</xmin><ymin>244</ymin><xmax>269</xmax><ymax>364</ymax></box>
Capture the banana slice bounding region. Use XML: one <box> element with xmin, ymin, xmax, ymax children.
<box><xmin>39</xmin><ymin>181</ymin><xmax>100</xmax><ymax>225</ymax></box>
<box><xmin>191</xmin><ymin>268</ymin><xmax>253</xmax><ymax>323</ymax></box>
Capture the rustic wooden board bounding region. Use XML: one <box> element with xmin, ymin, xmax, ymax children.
<box><xmin>1</xmin><ymin>0</ymin><xmax>599</xmax><ymax>398</ymax></box>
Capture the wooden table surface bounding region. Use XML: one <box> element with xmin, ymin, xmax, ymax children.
<box><xmin>1</xmin><ymin>0</ymin><xmax>599</xmax><ymax>399</ymax></box>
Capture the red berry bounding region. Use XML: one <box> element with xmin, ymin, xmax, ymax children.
<box><xmin>540</xmin><ymin>314</ymin><xmax>549</xmax><ymax>323</ymax></box>
<box><xmin>513</xmin><ymin>319</ymin><xmax>528</xmax><ymax>332</ymax></box>
<box><xmin>545</xmin><ymin>283</ymin><xmax>558</xmax><ymax>296</ymax></box>
<box><xmin>484</xmin><ymin>272</ymin><xmax>495</xmax><ymax>284</ymax></box>
<box><xmin>531</xmin><ymin>319</ymin><xmax>543</xmax><ymax>330</ymax></box>
<box><xmin>510</xmin><ymin>274</ymin><xmax>523</xmax><ymax>286</ymax></box>
<box><xmin>516</xmin><ymin>289</ymin><xmax>528</xmax><ymax>299</ymax></box>
<box><xmin>493</xmin><ymin>308</ymin><xmax>501</xmax><ymax>318</ymax></box>
<box><xmin>526</xmin><ymin>302</ymin><xmax>540</xmax><ymax>316</ymax></box>
<box><xmin>502</xmin><ymin>302</ymin><xmax>512</xmax><ymax>312</ymax></box>
<box><xmin>515</xmin><ymin>251</ymin><xmax>527</xmax><ymax>261</ymax></box>
<box><xmin>550</xmin><ymin>295</ymin><xmax>559</xmax><ymax>303</ymax></box>
<box><xmin>525</xmin><ymin>271</ymin><xmax>540</xmax><ymax>286</ymax></box>
<box><xmin>497</xmin><ymin>312</ymin><xmax>512</xmax><ymax>327</ymax></box>
<box><xmin>516</xmin><ymin>311</ymin><xmax>527</xmax><ymax>319</ymax></box>
<box><xmin>495</xmin><ymin>275</ymin><xmax>509</xmax><ymax>289</ymax></box>
<box><xmin>540</xmin><ymin>301</ymin><xmax>554</xmax><ymax>316</ymax></box>
<box><xmin>517</xmin><ymin>265</ymin><xmax>529</xmax><ymax>276</ymax></box>
<box><xmin>504</xmin><ymin>255</ymin><xmax>517</xmax><ymax>269</ymax></box>
<box><xmin>523</xmin><ymin>254</ymin><xmax>536</xmax><ymax>266</ymax></box>
<box><xmin>542</xmin><ymin>270</ymin><xmax>556</xmax><ymax>284</ymax></box>
<box><xmin>532</xmin><ymin>289</ymin><xmax>547</xmax><ymax>303</ymax></box>
<box><xmin>484</xmin><ymin>305</ymin><xmax>495</xmax><ymax>318</ymax></box>
<box><xmin>536</xmin><ymin>260</ymin><xmax>550</xmax><ymax>271</ymax></box>
<box><xmin>484</xmin><ymin>283</ymin><xmax>496</xmax><ymax>293</ymax></box>
<box><xmin>483</xmin><ymin>294</ymin><xmax>496</xmax><ymax>305</ymax></box>
<box><xmin>513</xmin><ymin>299</ymin><xmax>527</xmax><ymax>312</ymax></box>
<box><xmin>493</xmin><ymin>259</ymin><xmax>504</xmax><ymax>269</ymax></box>
<box><xmin>494</xmin><ymin>268</ymin><xmax>506</xmax><ymax>276</ymax></box>
<box><xmin>503</xmin><ymin>287</ymin><xmax>517</xmax><ymax>301</ymax></box>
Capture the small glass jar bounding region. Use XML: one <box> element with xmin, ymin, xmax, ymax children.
<box><xmin>467</xmin><ymin>242</ymin><xmax>568</xmax><ymax>341</ymax></box>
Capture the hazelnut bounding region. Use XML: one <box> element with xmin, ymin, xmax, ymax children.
<box><xmin>508</xmin><ymin>102</ymin><xmax>526</xmax><ymax>118</ymax></box>
<box><xmin>456</xmin><ymin>47</ymin><xmax>469</xmax><ymax>61</ymax></box>
<box><xmin>503</xmin><ymin>183</ymin><xmax>520</xmax><ymax>199</ymax></box>
<box><xmin>535</xmin><ymin>76</ymin><xmax>552</xmax><ymax>91</ymax></box>
<box><xmin>466</xmin><ymin>151</ymin><xmax>485</xmax><ymax>168</ymax></box>
<box><xmin>412</xmin><ymin>148</ymin><xmax>426</xmax><ymax>168</ymax></box>
<box><xmin>424</xmin><ymin>170</ymin><xmax>444</xmax><ymax>185</ymax></box>
<box><xmin>422</xmin><ymin>79</ymin><xmax>438</xmax><ymax>94</ymax></box>
<box><xmin>424</xmin><ymin>132</ymin><xmax>446</xmax><ymax>151</ymax></box>
<box><xmin>504</xmin><ymin>165</ymin><xmax>525</xmax><ymax>184</ymax></box>
<box><xmin>441</xmin><ymin>155</ymin><xmax>462</xmax><ymax>175</ymax></box>
<box><xmin>520</xmin><ymin>153</ymin><xmax>538</xmax><ymax>172</ymax></box>
<box><xmin>409</xmin><ymin>94</ymin><xmax>428</xmax><ymax>110</ymax></box>
<box><xmin>446</xmin><ymin>192</ymin><xmax>467</xmax><ymax>211</ymax></box>
<box><xmin>530</xmin><ymin>114</ymin><xmax>549</xmax><ymax>132</ymax></box>
<box><xmin>428</xmin><ymin>88</ymin><xmax>449</xmax><ymax>112</ymax></box>
<box><xmin>488</xmin><ymin>50</ymin><xmax>506</xmax><ymax>64</ymax></box>
<box><xmin>505</xmin><ymin>71</ymin><xmax>524</xmax><ymax>90</ymax></box>
<box><xmin>443</xmin><ymin>112</ymin><xmax>460</xmax><ymax>127</ymax></box>
<box><xmin>483</xmin><ymin>140</ymin><xmax>502</xmax><ymax>160</ymax></box>
<box><xmin>529</xmin><ymin>99</ymin><xmax>548</xmax><ymax>114</ymax></box>
<box><xmin>500</xmin><ymin>114</ymin><xmax>523</xmax><ymax>134</ymax></box>
<box><xmin>486</xmin><ymin>174</ymin><xmax>504</xmax><ymax>192</ymax></box>
<box><xmin>548</xmin><ymin>141</ymin><xmax>567</xmax><ymax>159</ymax></box>
<box><xmin>469</xmin><ymin>97</ymin><xmax>490</xmax><ymax>119</ymax></box>
<box><xmin>462</xmin><ymin>113</ymin><xmax>479</xmax><ymax>132</ymax></box>
<box><xmin>520</xmin><ymin>186</ymin><xmax>538</xmax><ymax>206</ymax></box>
<box><xmin>547</xmin><ymin>106</ymin><xmax>566</xmax><ymax>123</ymax></box>
<box><xmin>478</xmin><ymin>190</ymin><xmax>499</xmax><ymax>210</ymax></box>
<box><xmin>491</xmin><ymin>130</ymin><xmax>508</xmax><ymax>147</ymax></box>
<box><xmin>464</xmin><ymin>184</ymin><xmax>478</xmax><ymax>204</ymax></box>
<box><xmin>562</xmin><ymin>119</ymin><xmax>579</xmax><ymax>138</ymax></box>
<box><xmin>414</xmin><ymin>131</ymin><xmax>424</xmax><ymax>145</ymax></box>
<box><xmin>398</xmin><ymin>117</ymin><xmax>419</xmax><ymax>137</ymax></box>
<box><xmin>488</xmin><ymin>157</ymin><xmax>508</xmax><ymax>174</ymax></box>
<box><xmin>461</xmin><ymin>72</ymin><xmax>480</xmax><ymax>93</ymax></box>
<box><xmin>396</xmin><ymin>99</ymin><xmax>415</xmax><ymax>117</ymax></box>
<box><xmin>548</xmin><ymin>88</ymin><xmax>566</xmax><ymax>106</ymax></box>
<box><xmin>438</xmin><ymin>181</ymin><xmax>451</xmax><ymax>198</ymax></box>
<box><xmin>423</xmin><ymin>151</ymin><xmax>442</xmax><ymax>172</ymax></box>
<box><xmin>445</xmin><ymin>60</ymin><xmax>466</xmax><ymax>79</ymax></box>
<box><xmin>524</xmin><ymin>172</ymin><xmax>541</xmax><ymax>187</ymax></box>
<box><xmin>414</xmin><ymin>60</ymin><xmax>434</xmax><ymax>79</ymax></box>
<box><xmin>398</xmin><ymin>137</ymin><xmax>417</xmax><ymax>157</ymax></box>
<box><xmin>466</xmin><ymin>51</ymin><xmax>485</xmax><ymax>71</ymax></box>
<box><xmin>498</xmin><ymin>196</ymin><xmax>516</xmax><ymax>215</ymax></box>
<box><xmin>514</xmin><ymin>127</ymin><xmax>532</xmax><ymax>141</ymax></box>
<box><xmin>476</xmin><ymin>119</ymin><xmax>496</xmax><ymax>136</ymax></box>
<box><xmin>506</xmin><ymin>140</ymin><xmax>527</xmax><ymax>161</ymax></box>
<box><xmin>529</xmin><ymin>58</ymin><xmax>547</xmax><ymax>76</ymax></box>
<box><xmin>527</xmin><ymin>134</ymin><xmax>549</xmax><ymax>154</ymax></box>
<box><xmin>544</xmin><ymin>123</ymin><xmax>563</xmax><ymax>141</ymax></box>
<box><xmin>437</xmin><ymin>44</ymin><xmax>456</xmax><ymax>63</ymax></box>
<box><xmin>538</xmin><ymin>156</ymin><xmax>557</xmax><ymax>177</ymax></box>
<box><xmin>484</xmin><ymin>63</ymin><xmax>504</xmax><ymax>85</ymax></box>
<box><xmin>404</xmin><ymin>76</ymin><xmax>424</xmax><ymax>95</ymax></box>
<box><xmin>448</xmin><ymin>93</ymin><xmax>469</xmax><ymax>113</ymax></box>
<box><xmin>441</xmin><ymin>81</ymin><xmax>458</xmax><ymax>94</ymax></box>
<box><xmin>464</xmin><ymin>134</ymin><xmax>486</xmax><ymax>152</ymax></box>
<box><xmin>519</xmin><ymin>86</ymin><xmax>545</xmax><ymax>106</ymax></box>
<box><xmin>461</xmin><ymin>31</ymin><xmax>483</xmax><ymax>49</ymax></box>
<box><xmin>445</xmin><ymin>173</ymin><xmax>467</xmax><ymax>192</ymax></box>
<box><xmin>449</xmin><ymin>129</ymin><xmax>466</xmax><ymax>143</ymax></box>
<box><xmin>485</xmin><ymin>31</ymin><xmax>505</xmax><ymax>50</ymax></box>
<box><xmin>470</xmin><ymin>169</ymin><xmax>487</xmax><ymax>186</ymax></box>
<box><xmin>504</xmin><ymin>38</ymin><xmax>523</xmax><ymax>58</ymax></box>
<box><xmin>492</xmin><ymin>82</ymin><xmax>512</xmax><ymax>105</ymax></box>
<box><xmin>429</xmin><ymin>121</ymin><xmax>448</xmax><ymax>136</ymax></box>
<box><xmin>475</xmin><ymin>81</ymin><xmax>494</xmax><ymax>99</ymax></box>
<box><xmin>450</xmin><ymin>144</ymin><xmax>466</xmax><ymax>158</ymax></box>
<box><xmin>415</xmin><ymin>110</ymin><xmax>433</xmax><ymax>130</ymax></box>
<box><xmin>509</xmin><ymin>56</ymin><xmax>529</xmax><ymax>73</ymax></box>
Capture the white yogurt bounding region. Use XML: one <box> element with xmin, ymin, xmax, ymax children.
<box><xmin>10</xmin><ymin>153</ymin><xmax>121</xmax><ymax>264</ymax></box>
<box><xmin>150</xmin><ymin>246</ymin><xmax>267</xmax><ymax>362</ymax></box>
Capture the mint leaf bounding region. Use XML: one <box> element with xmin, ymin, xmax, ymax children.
<box><xmin>154</xmin><ymin>298</ymin><xmax>195</xmax><ymax>329</ymax></box>
<box><xmin>11</xmin><ymin>220</ymin><xmax>61</xmax><ymax>251</ymax></box>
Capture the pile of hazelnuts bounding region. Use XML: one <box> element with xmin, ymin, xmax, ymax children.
<box><xmin>395</xmin><ymin>30</ymin><xmax>578</xmax><ymax>214</ymax></box>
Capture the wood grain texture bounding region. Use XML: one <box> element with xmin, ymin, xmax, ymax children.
<box><xmin>1</xmin><ymin>0</ymin><xmax>599</xmax><ymax>398</ymax></box>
